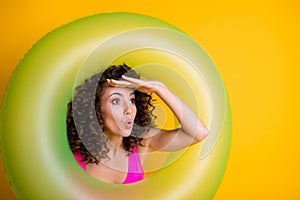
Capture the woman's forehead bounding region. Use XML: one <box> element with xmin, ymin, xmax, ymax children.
<box><xmin>102</xmin><ymin>87</ymin><xmax>135</xmax><ymax>97</ymax></box>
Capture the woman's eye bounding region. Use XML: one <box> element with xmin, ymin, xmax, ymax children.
<box><xmin>112</xmin><ymin>99</ymin><xmax>120</xmax><ymax>105</ymax></box>
<box><xmin>130</xmin><ymin>98</ymin><xmax>135</xmax><ymax>104</ymax></box>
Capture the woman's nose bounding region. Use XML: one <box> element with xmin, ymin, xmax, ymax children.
<box><xmin>124</xmin><ymin>103</ymin><xmax>133</xmax><ymax>115</ymax></box>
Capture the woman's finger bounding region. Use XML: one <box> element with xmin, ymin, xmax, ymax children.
<box><xmin>121</xmin><ymin>75</ymin><xmax>144</xmax><ymax>85</ymax></box>
<box><xmin>107</xmin><ymin>79</ymin><xmax>137</xmax><ymax>88</ymax></box>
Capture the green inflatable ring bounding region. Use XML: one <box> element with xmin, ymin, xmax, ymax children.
<box><xmin>1</xmin><ymin>12</ymin><xmax>231</xmax><ymax>199</ymax></box>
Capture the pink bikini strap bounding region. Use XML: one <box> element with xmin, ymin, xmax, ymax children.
<box><xmin>122</xmin><ymin>146</ymin><xmax>144</xmax><ymax>184</ymax></box>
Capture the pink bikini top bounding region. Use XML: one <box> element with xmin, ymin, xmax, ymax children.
<box><xmin>74</xmin><ymin>146</ymin><xmax>144</xmax><ymax>184</ymax></box>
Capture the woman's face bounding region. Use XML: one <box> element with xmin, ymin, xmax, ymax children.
<box><xmin>101</xmin><ymin>86</ymin><xmax>137</xmax><ymax>137</ymax></box>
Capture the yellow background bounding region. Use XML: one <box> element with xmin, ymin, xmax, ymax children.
<box><xmin>0</xmin><ymin>0</ymin><xmax>299</xmax><ymax>199</ymax></box>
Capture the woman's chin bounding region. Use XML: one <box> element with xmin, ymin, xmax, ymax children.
<box><xmin>121</xmin><ymin>128</ymin><xmax>133</xmax><ymax>137</ymax></box>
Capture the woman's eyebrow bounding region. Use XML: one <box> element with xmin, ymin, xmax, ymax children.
<box><xmin>109</xmin><ymin>92</ymin><xmax>123</xmax><ymax>97</ymax></box>
<box><xmin>109</xmin><ymin>92</ymin><xmax>135</xmax><ymax>97</ymax></box>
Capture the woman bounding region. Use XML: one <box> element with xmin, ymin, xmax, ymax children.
<box><xmin>67</xmin><ymin>64</ymin><xmax>208</xmax><ymax>184</ymax></box>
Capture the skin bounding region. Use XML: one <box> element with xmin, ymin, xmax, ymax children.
<box><xmin>86</xmin><ymin>75</ymin><xmax>208</xmax><ymax>184</ymax></box>
<box><xmin>101</xmin><ymin>87</ymin><xmax>137</xmax><ymax>139</ymax></box>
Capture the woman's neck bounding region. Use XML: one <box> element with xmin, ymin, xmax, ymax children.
<box><xmin>104</xmin><ymin>132</ymin><xmax>125</xmax><ymax>153</ymax></box>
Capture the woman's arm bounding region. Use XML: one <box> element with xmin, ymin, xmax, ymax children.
<box><xmin>107</xmin><ymin>76</ymin><xmax>208</xmax><ymax>151</ymax></box>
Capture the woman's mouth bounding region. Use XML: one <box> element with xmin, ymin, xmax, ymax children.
<box><xmin>124</xmin><ymin>120</ymin><xmax>133</xmax><ymax>129</ymax></box>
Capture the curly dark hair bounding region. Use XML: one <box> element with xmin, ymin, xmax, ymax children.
<box><xmin>67</xmin><ymin>64</ymin><xmax>156</xmax><ymax>164</ymax></box>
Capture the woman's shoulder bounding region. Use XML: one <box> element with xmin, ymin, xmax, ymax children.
<box><xmin>137</xmin><ymin>127</ymin><xmax>162</xmax><ymax>152</ymax></box>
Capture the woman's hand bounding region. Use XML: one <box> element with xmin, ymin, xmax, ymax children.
<box><xmin>107</xmin><ymin>75</ymin><xmax>165</xmax><ymax>94</ymax></box>
<box><xmin>107</xmin><ymin>75</ymin><xmax>208</xmax><ymax>152</ymax></box>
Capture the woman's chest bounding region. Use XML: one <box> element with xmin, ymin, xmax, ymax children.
<box><xmin>86</xmin><ymin>156</ymin><xmax>129</xmax><ymax>184</ymax></box>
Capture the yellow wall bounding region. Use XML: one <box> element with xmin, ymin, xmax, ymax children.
<box><xmin>1</xmin><ymin>0</ymin><xmax>299</xmax><ymax>199</ymax></box>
